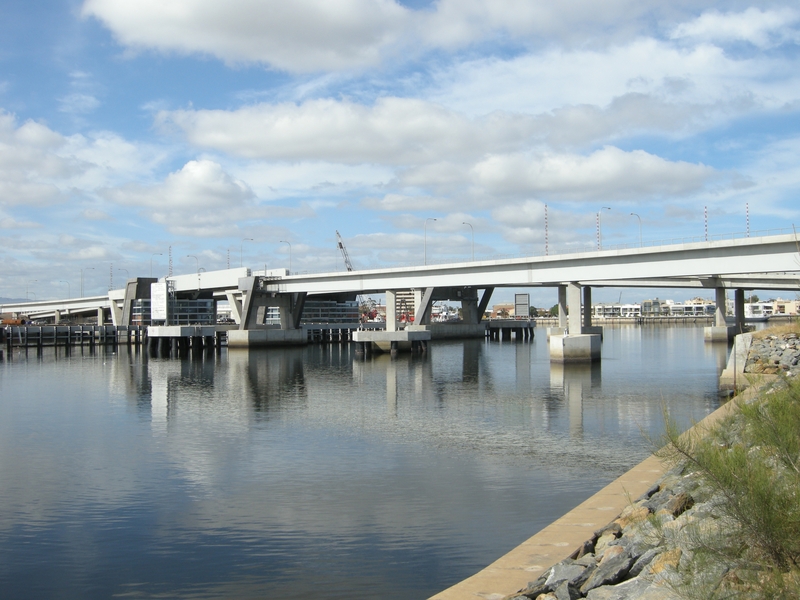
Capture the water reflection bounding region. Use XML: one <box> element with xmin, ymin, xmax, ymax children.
<box><xmin>0</xmin><ymin>325</ymin><xmax>728</xmax><ymax>600</ymax></box>
<box><xmin>549</xmin><ymin>363</ymin><xmax>602</xmax><ymax>439</ymax></box>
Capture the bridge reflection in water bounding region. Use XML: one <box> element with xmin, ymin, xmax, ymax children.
<box><xmin>0</xmin><ymin>325</ymin><xmax>730</xmax><ymax>598</ymax></box>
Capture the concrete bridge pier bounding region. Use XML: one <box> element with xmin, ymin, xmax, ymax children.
<box><xmin>549</xmin><ymin>283</ymin><xmax>601</xmax><ymax>363</ymax></box>
<box><xmin>704</xmin><ymin>286</ymin><xmax>739</xmax><ymax>342</ymax></box>
<box><xmin>546</xmin><ymin>285</ymin><xmax>568</xmax><ymax>339</ymax></box>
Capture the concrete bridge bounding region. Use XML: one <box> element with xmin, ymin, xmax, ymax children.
<box><xmin>3</xmin><ymin>232</ymin><xmax>799</xmax><ymax>360</ymax></box>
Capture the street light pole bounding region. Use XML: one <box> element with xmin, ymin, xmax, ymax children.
<box><xmin>279</xmin><ymin>241</ymin><xmax>292</xmax><ymax>272</ymax></box>
<box><xmin>80</xmin><ymin>267</ymin><xmax>94</xmax><ymax>298</ymax></box>
<box><xmin>187</xmin><ymin>255</ymin><xmax>199</xmax><ymax>273</ymax></box>
<box><xmin>597</xmin><ymin>206</ymin><xmax>611</xmax><ymax>250</ymax></box>
<box><xmin>27</xmin><ymin>279</ymin><xmax>37</xmax><ymax>299</ymax></box>
<box><xmin>424</xmin><ymin>218</ymin><xmax>437</xmax><ymax>265</ymax></box>
<box><xmin>241</xmin><ymin>237</ymin><xmax>253</xmax><ymax>268</ymax></box>
<box><xmin>630</xmin><ymin>213</ymin><xmax>642</xmax><ymax>247</ymax></box>
<box><xmin>150</xmin><ymin>253</ymin><xmax>162</xmax><ymax>277</ymax></box>
<box><xmin>60</xmin><ymin>280</ymin><xmax>70</xmax><ymax>299</ymax></box>
<box><xmin>462</xmin><ymin>222</ymin><xmax>474</xmax><ymax>261</ymax></box>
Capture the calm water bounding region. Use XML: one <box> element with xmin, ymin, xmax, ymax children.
<box><xmin>0</xmin><ymin>324</ymin><xmax>729</xmax><ymax>599</ymax></box>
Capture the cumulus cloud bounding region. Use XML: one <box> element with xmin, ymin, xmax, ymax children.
<box><xmin>157</xmin><ymin>98</ymin><xmax>531</xmax><ymax>165</ymax></box>
<box><xmin>107</xmin><ymin>159</ymin><xmax>255</xmax><ymax>209</ymax></box>
<box><xmin>82</xmin><ymin>0</ymin><xmax>749</xmax><ymax>73</ymax></box>
<box><xmin>0</xmin><ymin>111</ymin><xmax>169</xmax><ymax>214</ymax></box>
<box><xmin>472</xmin><ymin>147</ymin><xmax>717</xmax><ymax>200</ymax></box>
<box><xmin>100</xmin><ymin>159</ymin><xmax>313</xmax><ymax>236</ymax></box>
<box><xmin>82</xmin><ymin>0</ymin><xmax>409</xmax><ymax>72</ymax></box>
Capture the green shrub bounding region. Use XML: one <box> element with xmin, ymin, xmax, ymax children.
<box><xmin>657</xmin><ymin>376</ymin><xmax>800</xmax><ymax>599</ymax></box>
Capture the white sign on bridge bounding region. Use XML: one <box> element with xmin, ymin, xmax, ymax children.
<box><xmin>151</xmin><ymin>282</ymin><xmax>168</xmax><ymax>321</ymax></box>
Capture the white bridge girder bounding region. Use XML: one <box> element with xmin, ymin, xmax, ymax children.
<box><xmin>3</xmin><ymin>235</ymin><xmax>799</xmax><ymax>322</ymax></box>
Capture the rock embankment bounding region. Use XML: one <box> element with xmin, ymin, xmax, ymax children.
<box><xmin>504</xmin><ymin>334</ymin><xmax>799</xmax><ymax>600</ymax></box>
<box><xmin>503</xmin><ymin>466</ymin><xmax>702</xmax><ymax>600</ymax></box>
<box><xmin>745</xmin><ymin>331</ymin><xmax>800</xmax><ymax>375</ymax></box>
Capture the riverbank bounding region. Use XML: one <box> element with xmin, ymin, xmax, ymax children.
<box><xmin>432</xmin><ymin>322</ymin><xmax>800</xmax><ymax>600</ymax></box>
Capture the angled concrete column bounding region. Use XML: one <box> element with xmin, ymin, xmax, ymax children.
<box><xmin>413</xmin><ymin>287</ymin><xmax>435</xmax><ymax>325</ymax></box>
<box><xmin>225</xmin><ymin>291</ymin><xmax>243</xmax><ymax>325</ymax></box>
<box><xmin>462</xmin><ymin>287</ymin><xmax>493</xmax><ymax>325</ymax></box>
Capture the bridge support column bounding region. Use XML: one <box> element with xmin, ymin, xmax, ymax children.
<box><xmin>413</xmin><ymin>287</ymin><xmax>435</xmax><ymax>325</ymax></box>
<box><xmin>54</xmin><ymin>310</ymin><xmax>61</xmax><ymax>324</ymax></box>
<box><xmin>550</xmin><ymin>282</ymin><xmax>601</xmax><ymax>363</ymax></box>
<box><xmin>704</xmin><ymin>286</ymin><xmax>736</xmax><ymax>342</ymax></box>
<box><xmin>582</xmin><ymin>286</ymin><xmax>604</xmax><ymax>338</ymax></box>
<box><xmin>734</xmin><ymin>289</ymin><xmax>746</xmax><ymax>334</ymax></box>
<box><xmin>386</xmin><ymin>290</ymin><xmax>397</xmax><ymax>332</ymax></box>
<box><xmin>547</xmin><ymin>285</ymin><xmax>568</xmax><ymax>339</ymax></box>
<box><xmin>567</xmin><ymin>282</ymin><xmax>583</xmax><ymax>335</ymax></box>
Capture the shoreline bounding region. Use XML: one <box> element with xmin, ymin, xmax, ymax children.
<box><xmin>429</xmin><ymin>327</ymin><xmax>798</xmax><ymax>599</ymax></box>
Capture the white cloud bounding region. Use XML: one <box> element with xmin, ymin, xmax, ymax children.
<box><xmin>82</xmin><ymin>0</ymin><xmax>757</xmax><ymax>74</ymax></box>
<box><xmin>427</xmin><ymin>37</ymin><xmax>789</xmax><ymax>119</ymax></box>
<box><xmin>0</xmin><ymin>215</ymin><xmax>41</xmax><ymax>229</ymax></box>
<box><xmin>82</xmin><ymin>0</ymin><xmax>409</xmax><ymax>72</ymax></box>
<box><xmin>157</xmin><ymin>98</ymin><xmax>531</xmax><ymax>165</ymax></box>
<box><xmin>472</xmin><ymin>147</ymin><xmax>717</xmax><ymax>200</ymax></box>
<box><xmin>81</xmin><ymin>208</ymin><xmax>113</xmax><ymax>221</ymax></box>
<box><xmin>671</xmin><ymin>8</ymin><xmax>800</xmax><ymax>49</ymax></box>
<box><xmin>370</xmin><ymin>193</ymin><xmax>454</xmax><ymax>212</ymax></box>
<box><xmin>58</xmin><ymin>93</ymin><xmax>101</xmax><ymax>115</ymax></box>
<box><xmin>0</xmin><ymin>111</ymin><xmax>169</xmax><ymax>212</ymax></box>
<box><xmin>108</xmin><ymin>159</ymin><xmax>254</xmax><ymax>209</ymax></box>
<box><xmin>100</xmin><ymin>159</ymin><xmax>314</xmax><ymax>236</ymax></box>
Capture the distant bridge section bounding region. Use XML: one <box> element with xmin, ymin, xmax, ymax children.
<box><xmin>2</xmin><ymin>235</ymin><xmax>799</xmax><ymax>337</ymax></box>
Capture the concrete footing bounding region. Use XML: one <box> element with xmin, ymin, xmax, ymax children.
<box><xmin>352</xmin><ymin>328</ymin><xmax>432</xmax><ymax>354</ymax></box>
<box><xmin>549</xmin><ymin>334</ymin><xmax>601</xmax><ymax>363</ymax></box>
<box><xmin>227</xmin><ymin>328</ymin><xmax>307</xmax><ymax>348</ymax></box>
<box><xmin>704</xmin><ymin>325</ymin><xmax>737</xmax><ymax>342</ymax></box>
<box><xmin>427</xmin><ymin>323</ymin><xmax>486</xmax><ymax>339</ymax></box>
<box><xmin>719</xmin><ymin>333</ymin><xmax>752</xmax><ymax>391</ymax></box>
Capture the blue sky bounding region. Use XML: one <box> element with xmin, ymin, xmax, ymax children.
<box><xmin>2</xmin><ymin>0</ymin><xmax>800</xmax><ymax>304</ymax></box>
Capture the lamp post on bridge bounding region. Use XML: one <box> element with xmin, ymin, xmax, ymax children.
<box><xmin>597</xmin><ymin>206</ymin><xmax>611</xmax><ymax>250</ymax></box>
<box><xmin>80</xmin><ymin>268</ymin><xmax>94</xmax><ymax>298</ymax></box>
<box><xmin>241</xmin><ymin>237</ymin><xmax>253</xmax><ymax>268</ymax></box>
<box><xmin>630</xmin><ymin>213</ymin><xmax>642</xmax><ymax>247</ymax></box>
<box><xmin>187</xmin><ymin>255</ymin><xmax>199</xmax><ymax>274</ymax></box>
<box><xmin>279</xmin><ymin>241</ymin><xmax>292</xmax><ymax>272</ymax></box>
<box><xmin>26</xmin><ymin>280</ymin><xmax>37</xmax><ymax>300</ymax></box>
<box><xmin>150</xmin><ymin>253</ymin><xmax>162</xmax><ymax>277</ymax></box>
<box><xmin>424</xmin><ymin>218</ymin><xmax>437</xmax><ymax>265</ymax></box>
<box><xmin>60</xmin><ymin>280</ymin><xmax>70</xmax><ymax>299</ymax></box>
<box><xmin>462</xmin><ymin>222</ymin><xmax>474</xmax><ymax>261</ymax></box>
<box><xmin>117</xmin><ymin>268</ymin><xmax>129</xmax><ymax>283</ymax></box>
